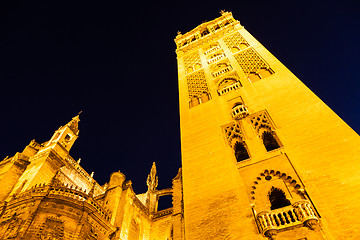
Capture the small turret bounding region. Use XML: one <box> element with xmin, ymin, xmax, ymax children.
<box><xmin>108</xmin><ymin>171</ymin><xmax>126</xmax><ymax>189</ymax></box>
<box><xmin>104</xmin><ymin>171</ymin><xmax>126</xmax><ymax>225</ymax></box>
<box><xmin>45</xmin><ymin>114</ymin><xmax>81</xmax><ymax>152</ymax></box>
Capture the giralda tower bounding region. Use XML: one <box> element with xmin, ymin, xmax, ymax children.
<box><xmin>174</xmin><ymin>11</ymin><xmax>360</xmax><ymax>240</ymax></box>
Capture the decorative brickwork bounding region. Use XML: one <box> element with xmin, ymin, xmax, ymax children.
<box><xmin>186</xmin><ymin>70</ymin><xmax>210</xmax><ymax>107</ymax></box>
<box><xmin>203</xmin><ymin>43</ymin><xmax>220</xmax><ymax>55</ymax></box>
<box><xmin>223</xmin><ymin>122</ymin><xmax>244</xmax><ymax>147</ymax></box>
<box><xmin>183</xmin><ymin>51</ymin><xmax>202</xmax><ymax>74</ymax></box>
<box><xmin>223</xmin><ymin>32</ymin><xmax>249</xmax><ymax>52</ymax></box>
<box><xmin>234</xmin><ymin>48</ymin><xmax>273</xmax><ymax>80</ymax></box>
<box><xmin>249</xmin><ymin>111</ymin><xmax>273</xmax><ymax>134</ymax></box>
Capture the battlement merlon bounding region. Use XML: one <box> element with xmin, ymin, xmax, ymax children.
<box><xmin>174</xmin><ymin>11</ymin><xmax>241</xmax><ymax>50</ymax></box>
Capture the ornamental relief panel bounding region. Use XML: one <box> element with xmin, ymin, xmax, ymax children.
<box><xmin>2</xmin><ymin>214</ymin><xmax>25</xmax><ymax>239</ymax></box>
<box><xmin>36</xmin><ymin>216</ymin><xmax>65</xmax><ymax>240</ymax></box>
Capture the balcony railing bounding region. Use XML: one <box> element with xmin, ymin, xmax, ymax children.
<box><xmin>204</xmin><ymin>45</ymin><xmax>220</xmax><ymax>55</ymax></box>
<box><xmin>218</xmin><ymin>82</ymin><xmax>241</xmax><ymax>96</ymax></box>
<box><xmin>231</xmin><ymin>104</ymin><xmax>249</xmax><ymax>120</ymax></box>
<box><xmin>207</xmin><ymin>53</ymin><xmax>225</xmax><ymax>64</ymax></box>
<box><xmin>256</xmin><ymin>200</ymin><xmax>318</xmax><ymax>238</ymax></box>
<box><xmin>212</xmin><ymin>66</ymin><xmax>232</xmax><ymax>77</ymax></box>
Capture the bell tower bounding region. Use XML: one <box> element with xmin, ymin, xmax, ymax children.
<box><xmin>175</xmin><ymin>11</ymin><xmax>360</xmax><ymax>239</ymax></box>
<box><xmin>6</xmin><ymin>115</ymin><xmax>81</xmax><ymax>198</ymax></box>
<box><xmin>43</xmin><ymin>114</ymin><xmax>80</xmax><ymax>157</ymax></box>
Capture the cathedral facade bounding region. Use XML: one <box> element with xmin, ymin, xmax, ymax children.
<box><xmin>1</xmin><ymin>11</ymin><xmax>360</xmax><ymax>240</ymax></box>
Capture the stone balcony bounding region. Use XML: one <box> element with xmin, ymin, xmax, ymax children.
<box><xmin>212</xmin><ymin>66</ymin><xmax>232</xmax><ymax>77</ymax></box>
<box><xmin>218</xmin><ymin>82</ymin><xmax>241</xmax><ymax>96</ymax></box>
<box><xmin>207</xmin><ymin>53</ymin><xmax>225</xmax><ymax>64</ymax></box>
<box><xmin>231</xmin><ymin>104</ymin><xmax>249</xmax><ymax>120</ymax></box>
<box><xmin>256</xmin><ymin>200</ymin><xmax>319</xmax><ymax>239</ymax></box>
<box><xmin>204</xmin><ymin>45</ymin><xmax>220</xmax><ymax>55</ymax></box>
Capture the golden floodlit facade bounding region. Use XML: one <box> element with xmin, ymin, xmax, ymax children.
<box><xmin>0</xmin><ymin>11</ymin><xmax>360</xmax><ymax>240</ymax></box>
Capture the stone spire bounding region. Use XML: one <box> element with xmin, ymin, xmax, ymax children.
<box><xmin>147</xmin><ymin>162</ymin><xmax>158</xmax><ymax>192</ymax></box>
<box><xmin>67</xmin><ymin>112</ymin><xmax>81</xmax><ymax>136</ymax></box>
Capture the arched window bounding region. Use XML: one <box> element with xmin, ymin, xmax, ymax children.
<box><xmin>248</xmin><ymin>72</ymin><xmax>261</xmax><ymax>82</ymax></box>
<box><xmin>189</xmin><ymin>96</ymin><xmax>200</xmax><ymax>107</ymax></box>
<box><xmin>268</xmin><ymin>187</ymin><xmax>291</xmax><ymax>210</ymax></box>
<box><xmin>214</xmin><ymin>62</ymin><xmax>228</xmax><ymax>70</ymax></box>
<box><xmin>234</xmin><ymin>141</ymin><xmax>250</xmax><ymax>162</ymax></box>
<box><xmin>218</xmin><ymin>78</ymin><xmax>238</xmax><ymax>89</ymax></box>
<box><xmin>231</xmin><ymin>46</ymin><xmax>240</xmax><ymax>53</ymax></box>
<box><xmin>262</xmin><ymin>131</ymin><xmax>280</xmax><ymax>151</ymax></box>
<box><xmin>239</xmin><ymin>43</ymin><xmax>248</xmax><ymax>50</ymax></box>
<box><xmin>258</xmin><ymin>68</ymin><xmax>272</xmax><ymax>78</ymax></box>
<box><xmin>200</xmin><ymin>92</ymin><xmax>210</xmax><ymax>103</ymax></box>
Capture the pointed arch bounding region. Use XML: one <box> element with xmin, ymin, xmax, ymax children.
<box><xmin>217</xmin><ymin>77</ymin><xmax>242</xmax><ymax>95</ymax></box>
<box><xmin>268</xmin><ymin>186</ymin><xmax>291</xmax><ymax>210</ymax></box>
<box><xmin>261</xmin><ymin>131</ymin><xmax>280</xmax><ymax>151</ymax></box>
<box><xmin>249</xmin><ymin>169</ymin><xmax>303</xmax><ymax>203</ymax></box>
<box><xmin>223</xmin><ymin>122</ymin><xmax>250</xmax><ymax>162</ymax></box>
<box><xmin>250</xmin><ymin>111</ymin><xmax>282</xmax><ymax>151</ymax></box>
<box><xmin>234</xmin><ymin>141</ymin><xmax>250</xmax><ymax>161</ymax></box>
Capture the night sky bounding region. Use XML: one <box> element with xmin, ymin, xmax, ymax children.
<box><xmin>1</xmin><ymin>1</ymin><xmax>359</xmax><ymax>195</ymax></box>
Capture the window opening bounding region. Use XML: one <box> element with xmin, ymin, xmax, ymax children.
<box><xmin>262</xmin><ymin>131</ymin><xmax>280</xmax><ymax>151</ymax></box>
<box><xmin>234</xmin><ymin>141</ymin><xmax>250</xmax><ymax>162</ymax></box>
<box><xmin>157</xmin><ymin>195</ymin><xmax>173</xmax><ymax>211</ymax></box>
<box><xmin>268</xmin><ymin>187</ymin><xmax>291</xmax><ymax>210</ymax></box>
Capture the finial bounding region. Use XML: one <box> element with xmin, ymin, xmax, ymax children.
<box><xmin>90</xmin><ymin>171</ymin><xmax>94</xmax><ymax>178</ymax></box>
<box><xmin>147</xmin><ymin>162</ymin><xmax>158</xmax><ymax>192</ymax></box>
<box><xmin>177</xmin><ymin>31</ymin><xmax>182</xmax><ymax>36</ymax></box>
<box><xmin>220</xmin><ymin>10</ymin><xmax>226</xmax><ymax>15</ymax></box>
<box><xmin>67</xmin><ymin>113</ymin><xmax>81</xmax><ymax>135</ymax></box>
<box><xmin>77</xmin><ymin>158</ymin><xmax>81</xmax><ymax>164</ymax></box>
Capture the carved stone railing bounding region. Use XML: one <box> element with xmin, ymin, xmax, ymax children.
<box><xmin>256</xmin><ymin>200</ymin><xmax>318</xmax><ymax>239</ymax></box>
<box><xmin>231</xmin><ymin>104</ymin><xmax>249</xmax><ymax>120</ymax></box>
<box><xmin>48</xmin><ymin>185</ymin><xmax>88</xmax><ymax>202</ymax></box>
<box><xmin>13</xmin><ymin>183</ymin><xmax>111</xmax><ymax>222</ymax></box>
<box><xmin>212</xmin><ymin>66</ymin><xmax>232</xmax><ymax>77</ymax></box>
<box><xmin>207</xmin><ymin>53</ymin><xmax>225</xmax><ymax>64</ymax></box>
<box><xmin>152</xmin><ymin>208</ymin><xmax>173</xmax><ymax>219</ymax></box>
<box><xmin>66</xmin><ymin>155</ymin><xmax>93</xmax><ymax>182</ymax></box>
<box><xmin>218</xmin><ymin>82</ymin><xmax>241</xmax><ymax>95</ymax></box>
<box><xmin>204</xmin><ymin>45</ymin><xmax>220</xmax><ymax>55</ymax></box>
<box><xmin>65</xmin><ymin>155</ymin><xmax>104</xmax><ymax>196</ymax></box>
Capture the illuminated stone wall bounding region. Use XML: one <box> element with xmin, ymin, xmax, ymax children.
<box><xmin>1</xmin><ymin>11</ymin><xmax>360</xmax><ymax>240</ymax></box>
<box><xmin>175</xmin><ymin>11</ymin><xmax>360</xmax><ymax>240</ymax></box>
<box><xmin>0</xmin><ymin>116</ymin><xmax>179</xmax><ymax>240</ymax></box>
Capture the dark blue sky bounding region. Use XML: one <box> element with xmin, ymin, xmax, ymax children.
<box><xmin>0</xmin><ymin>0</ymin><xmax>359</xmax><ymax>194</ymax></box>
